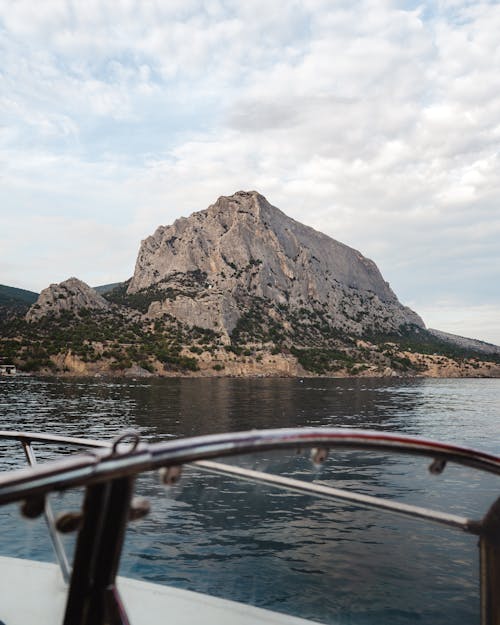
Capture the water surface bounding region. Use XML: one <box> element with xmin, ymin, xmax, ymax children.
<box><xmin>0</xmin><ymin>376</ymin><xmax>498</xmax><ymax>624</ymax></box>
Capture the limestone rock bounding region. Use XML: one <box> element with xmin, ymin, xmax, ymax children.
<box><xmin>129</xmin><ymin>190</ymin><xmax>424</xmax><ymax>335</ymax></box>
<box><xmin>26</xmin><ymin>277</ymin><xmax>110</xmax><ymax>322</ymax></box>
<box><xmin>148</xmin><ymin>291</ymin><xmax>239</xmax><ymax>339</ymax></box>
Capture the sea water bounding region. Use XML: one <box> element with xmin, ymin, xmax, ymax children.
<box><xmin>0</xmin><ymin>376</ymin><xmax>499</xmax><ymax>624</ymax></box>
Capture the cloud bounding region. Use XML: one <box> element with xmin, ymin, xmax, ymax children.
<box><xmin>0</xmin><ymin>0</ymin><xmax>499</xmax><ymax>343</ymax></box>
<box><xmin>0</xmin><ymin>212</ymin><xmax>137</xmax><ymax>292</ymax></box>
<box><xmin>417</xmin><ymin>302</ymin><xmax>500</xmax><ymax>346</ymax></box>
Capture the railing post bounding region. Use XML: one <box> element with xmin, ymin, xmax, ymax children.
<box><xmin>63</xmin><ymin>477</ymin><xmax>134</xmax><ymax>625</ymax></box>
<box><xmin>480</xmin><ymin>497</ymin><xmax>500</xmax><ymax>625</ymax></box>
<box><xmin>21</xmin><ymin>441</ymin><xmax>71</xmax><ymax>583</ymax></box>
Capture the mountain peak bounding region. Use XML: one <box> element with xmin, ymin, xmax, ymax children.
<box><xmin>206</xmin><ymin>190</ymin><xmax>271</xmax><ymax>221</ymax></box>
<box><xmin>228</xmin><ymin>189</ymin><xmax>263</xmax><ymax>200</ymax></box>
<box><xmin>218</xmin><ymin>190</ymin><xmax>266</xmax><ymax>203</ymax></box>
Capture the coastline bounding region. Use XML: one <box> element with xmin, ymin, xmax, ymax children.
<box><xmin>13</xmin><ymin>349</ymin><xmax>500</xmax><ymax>380</ymax></box>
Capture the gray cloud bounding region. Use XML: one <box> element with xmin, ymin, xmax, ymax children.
<box><xmin>0</xmin><ymin>0</ymin><xmax>499</xmax><ymax>343</ymax></box>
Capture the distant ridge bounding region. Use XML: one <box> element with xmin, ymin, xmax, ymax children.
<box><xmin>0</xmin><ymin>284</ymin><xmax>39</xmax><ymax>319</ymax></box>
<box><xmin>428</xmin><ymin>328</ymin><xmax>500</xmax><ymax>355</ymax></box>
<box><xmin>93</xmin><ymin>282</ymin><xmax>124</xmax><ymax>295</ymax></box>
<box><xmin>0</xmin><ymin>284</ymin><xmax>38</xmax><ymax>305</ymax></box>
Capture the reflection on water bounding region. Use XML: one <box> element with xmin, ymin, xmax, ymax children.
<box><xmin>0</xmin><ymin>376</ymin><xmax>499</xmax><ymax>624</ymax></box>
<box><xmin>125</xmin><ymin>461</ymin><xmax>482</xmax><ymax>625</ymax></box>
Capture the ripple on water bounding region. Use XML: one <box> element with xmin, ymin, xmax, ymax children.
<box><xmin>0</xmin><ymin>376</ymin><xmax>499</xmax><ymax>625</ymax></box>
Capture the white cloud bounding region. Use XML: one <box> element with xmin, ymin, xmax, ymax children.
<box><xmin>0</xmin><ymin>0</ymin><xmax>499</xmax><ymax>343</ymax></box>
<box><xmin>417</xmin><ymin>302</ymin><xmax>500</xmax><ymax>346</ymax></box>
<box><xmin>0</xmin><ymin>212</ymin><xmax>137</xmax><ymax>292</ymax></box>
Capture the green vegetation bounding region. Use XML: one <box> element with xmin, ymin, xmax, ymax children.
<box><xmin>104</xmin><ymin>280</ymin><xmax>170</xmax><ymax>313</ymax></box>
<box><xmin>0</xmin><ymin>307</ymin><xmax>219</xmax><ymax>373</ymax></box>
<box><xmin>1</xmin><ymin>277</ymin><xmax>497</xmax><ymax>377</ymax></box>
<box><xmin>291</xmin><ymin>347</ymin><xmax>355</xmax><ymax>374</ymax></box>
<box><xmin>93</xmin><ymin>282</ymin><xmax>124</xmax><ymax>294</ymax></box>
<box><xmin>0</xmin><ymin>284</ymin><xmax>39</xmax><ymax>305</ymax></box>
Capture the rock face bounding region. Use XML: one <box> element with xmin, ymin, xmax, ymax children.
<box><xmin>26</xmin><ymin>277</ymin><xmax>110</xmax><ymax>322</ymax></box>
<box><xmin>129</xmin><ymin>190</ymin><xmax>424</xmax><ymax>335</ymax></box>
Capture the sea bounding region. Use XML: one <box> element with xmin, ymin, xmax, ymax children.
<box><xmin>0</xmin><ymin>376</ymin><xmax>499</xmax><ymax>625</ymax></box>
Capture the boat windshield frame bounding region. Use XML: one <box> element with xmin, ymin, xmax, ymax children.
<box><xmin>0</xmin><ymin>427</ymin><xmax>499</xmax><ymax>625</ymax></box>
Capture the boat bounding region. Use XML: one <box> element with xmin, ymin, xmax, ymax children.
<box><xmin>0</xmin><ymin>363</ymin><xmax>15</xmax><ymax>376</ymax></box>
<box><xmin>0</xmin><ymin>427</ymin><xmax>498</xmax><ymax>625</ymax></box>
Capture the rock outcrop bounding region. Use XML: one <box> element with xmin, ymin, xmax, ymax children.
<box><xmin>129</xmin><ymin>190</ymin><xmax>424</xmax><ymax>335</ymax></box>
<box><xmin>26</xmin><ymin>277</ymin><xmax>110</xmax><ymax>322</ymax></box>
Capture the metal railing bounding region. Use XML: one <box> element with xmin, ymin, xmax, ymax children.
<box><xmin>0</xmin><ymin>428</ymin><xmax>498</xmax><ymax>625</ymax></box>
<box><xmin>0</xmin><ymin>430</ymin><xmax>111</xmax><ymax>583</ymax></box>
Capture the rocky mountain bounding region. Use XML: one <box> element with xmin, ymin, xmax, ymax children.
<box><xmin>128</xmin><ymin>190</ymin><xmax>424</xmax><ymax>336</ymax></box>
<box><xmin>3</xmin><ymin>191</ymin><xmax>499</xmax><ymax>378</ymax></box>
<box><xmin>26</xmin><ymin>277</ymin><xmax>110</xmax><ymax>322</ymax></box>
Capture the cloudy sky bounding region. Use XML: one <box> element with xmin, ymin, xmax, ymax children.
<box><xmin>1</xmin><ymin>0</ymin><xmax>499</xmax><ymax>344</ymax></box>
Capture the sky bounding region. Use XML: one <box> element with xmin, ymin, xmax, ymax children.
<box><xmin>1</xmin><ymin>0</ymin><xmax>499</xmax><ymax>344</ymax></box>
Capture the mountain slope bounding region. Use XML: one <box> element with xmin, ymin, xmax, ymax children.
<box><xmin>428</xmin><ymin>328</ymin><xmax>500</xmax><ymax>356</ymax></box>
<box><xmin>0</xmin><ymin>284</ymin><xmax>39</xmax><ymax>304</ymax></box>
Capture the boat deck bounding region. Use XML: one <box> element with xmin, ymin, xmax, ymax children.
<box><xmin>0</xmin><ymin>556</ymin><xmax>314</xmax><ymax>625</ymax></box>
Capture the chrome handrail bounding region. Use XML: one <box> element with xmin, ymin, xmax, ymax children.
<box><xmin>21</xmin><ymin>441</ymin><xmax>71</xmax><ymax>583</ymax></box>
<box><xmin>194</xmin><ymin>459</ymin><xmax>476</xmax><ymax>532</ymax></box>
<box><xmin>2</xmin><ymin>427</ymin><xmax>499</xmax><ymax>501</ymax></box>
<box><xmin>0</xmin><ymin>430</ymin><xmax>111</xmax><ymax>449</ymax></box>
<box><xmin>0</xmin><ymin>430</ymin><xmax>112</xmax><ymax>583</ymax></box>
<box><xmin>0</xmin><ymin>428</ymin><xmax>498</xmax><ymax>625</ymax></box>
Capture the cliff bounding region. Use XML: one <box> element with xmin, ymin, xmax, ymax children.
<box><xmin>128</xmin><ymin>191</ymin><xmax>424</xmax><ymax>336</ymax></box>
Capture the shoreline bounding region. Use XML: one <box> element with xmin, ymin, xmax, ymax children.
<box><xmin>5</xmin><ymin>344</ymin><xmax>500</xmax><ymax>381</ymax></box>
<box><xmin>9</xmin><ymin>368</ymin><xmax>500</xmax><ymax>381</ymax></box>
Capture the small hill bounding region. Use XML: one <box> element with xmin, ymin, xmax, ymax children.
<box><xmin>26</xmin><ymin>277</ymin><xmax>110</xmax><ymax>322</ymax></box>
